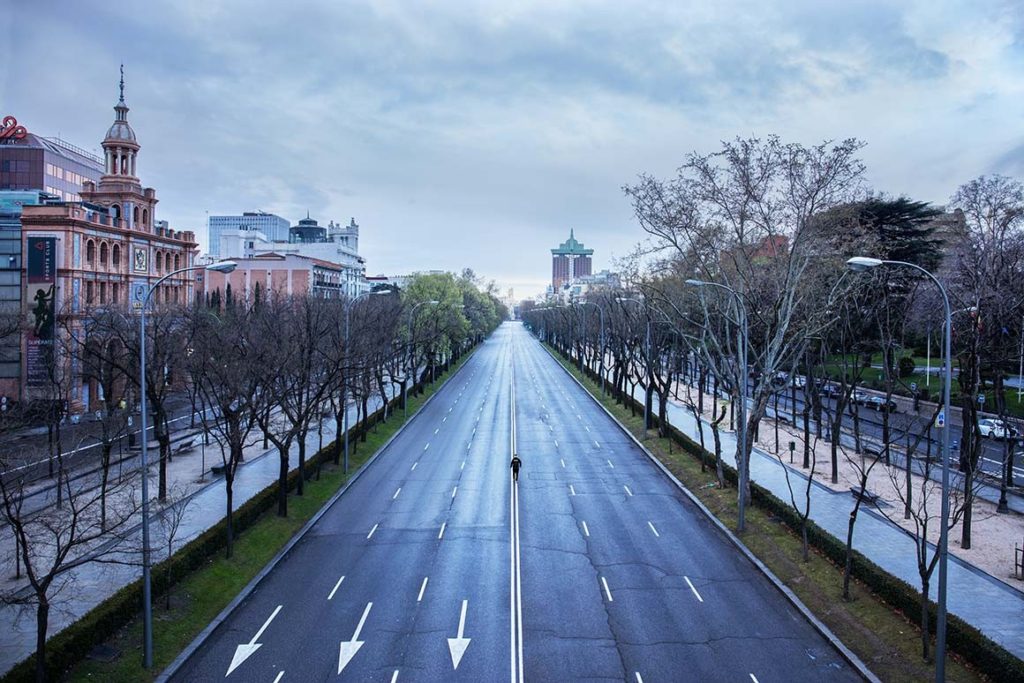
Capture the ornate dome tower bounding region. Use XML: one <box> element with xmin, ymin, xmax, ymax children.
<box><xmin>101</xmin><ymin>65</ymin><xmax>141</xmax><ymax>185</ymax></box>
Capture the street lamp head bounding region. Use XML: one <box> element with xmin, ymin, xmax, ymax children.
<box><xmin>684</xmin><ymin>279</ymin><xmax>707</xmax><ymax>287</ymax></box>
<box><xmin>845</xmin><ymin>256</ymin><xmax>883</xmax><ymax>272</ymax></box>
<box><xmin>207</xmin><ymin>261</ymin><xmax>238</xmax><ymax>274</ymax></box>
<box><xmin>429</xmin><ymin>300</ymin><xmax>440</xmax><ymax>305</ymax></box>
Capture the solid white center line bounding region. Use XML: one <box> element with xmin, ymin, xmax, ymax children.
<box><xmin>685</xmin><ymin>576</ymin><xmax>705</xmax><ymax>603</ymax></box>
<box><xmin>647</xmin><ymin>521</ymin><xmax>660</xmax><ymax>537</ymax></box>
<box><xmin>607</xmin><ymin>459</ymin><xmax>614</xmax><ymax>468</ymax></box>
<box><xmin>581</xmin><ymin>521</ymin><xmax>590</xmax><ymax>537</ymax></box>
<box><xmin>367</xmin><ymin>523</ymin><xmax>379</xmax><ymax>539</ymax></box>
<box><xmin>417</xmin><ymin>576</ymin><xmax>429</xmax><ymax>602</ymax></box>
<box><xmin>438</xmin><ymin>522</ymin><xmax>447</xmax><ymax>539</ymax></box>
<box><xmin>393</xmin><ymin>488</ymin><xmax>401</xmax><ymax>500</ymax></box>
<box><xmin>569</xmin><ymin>485</ymin><xmax>576</xmax><ymax>496</ymax></box>
<box><xmin>391</xmin><ymin>670</ymin><xmax>399</xmax><ymax>683</ymax></box>
<box><xmin>327</xmin><ymin>575</ymin><xmax>346</xmax><ymax>600</ymax></box>
<box><xmin>273</xmin><ymin>672</ymin><xmax>285</xmax><ymax>683</ymax></box>
<box><xmin>623</xmin><ymin>485</ymin><xmax>633</xmax><ymax>497</ymax></box>
<box><xmin>601</xmin><ymin>576</ymin><xmax>614</xmax><ymax>602</ymax></box>
<box><xmin>411</xmin><ymin>462</ymin><xmax>418</xmax><ymax>471</ymax></box>
<box><xmin>452</xmin><ymin>486</ymin><xmax>458</xmax><ymax>499</ymax></box>
<box><xmin>560</xmin><ymin>458</ymin><xmax>565</xmax><ymax>468</ymax></box>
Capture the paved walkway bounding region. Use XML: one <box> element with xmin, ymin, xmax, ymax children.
<box><xmin>612</xmin><ymin>374</ymin><xmax>1024</xmax><ymax>660</ymax></box>
<box><xmin>0</xmin><ymin>387</ymin><xmax>399</xmax><ymax>676</ymax></box>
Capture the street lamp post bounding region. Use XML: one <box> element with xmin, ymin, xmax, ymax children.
<box><xmin>846</xmin><ymin>256</ymin><xmax>951</xmax><ymax>681</ymax></box>
<box><xmin>138</xmin><ymin>260</ymin><xmax>236</xmax><ymax>668</ymax></box>
<box><xmin>343</xmin><ymin>290</ymin><xmax>388</xmax><ymax>474</ymax></box>
<box><xmin>685</xmin><ymin>279</ymin><xmax>749</xmax><ymax>532</ymax></box>
<box><xmin>404</xmin><ymin>300</ymin><xmax>439</xmax><ymax>419</ymax></box>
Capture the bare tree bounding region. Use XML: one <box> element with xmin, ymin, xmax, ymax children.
<box><xmin>155</xmin><ymin>483</ymin><xmax>193</xmax><ymax>610</ymax></box>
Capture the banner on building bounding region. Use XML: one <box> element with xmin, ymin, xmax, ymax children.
<box><xmin>26</xmin><ymin>237</ymin><xmax>56</xmax><ymax>388</ymax></box>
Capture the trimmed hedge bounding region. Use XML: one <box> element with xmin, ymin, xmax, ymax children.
<box><xmin>562</xmin><ymin>346</ymin><xmax>1024</xmax><ymax>682</ymax></box>
<box><xmin>0</xmin><ymin>354</ymin><xmax>471</xmax><ymax>683</ymax></box>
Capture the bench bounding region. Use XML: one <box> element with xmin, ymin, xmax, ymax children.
<box><xmin>211</xmin><ymin>464</ymin><xmax>226</xmax><ymax>476</ymax></box>
<box><xmin>171</xmin><ymin>436</ymin><xmax>197</xmax><ymax>457</ymax></box>
<box><xmin>849</xmin><ymin>487</ymin><xmax>880</xmax><ymax>504</ymax></box>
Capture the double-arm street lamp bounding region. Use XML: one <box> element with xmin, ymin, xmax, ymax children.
<box><xmin>343</xmin><ymin>290</ymin><xmax>389</xmax><ymax>474</ymax></box>
<box><xmin>138</xmin><ymin>259</ymin><xmax>236</xmax><ymax>668</ymax></box>
<box><xmin>684</xmin><ymin>279</ymin><xmax>750</xmax><ymax>532</ymax></box>
<box><xmin>846</xmin><ymin>256</ymin><xmax>952</xmax><ymax>681</ymax></box>
<box><xmin>404</xmin><ymin>300</ymin><xmax>439</xmax><ymax>418</ymax></box>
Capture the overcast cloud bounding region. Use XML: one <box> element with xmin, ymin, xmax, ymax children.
<box><xmin>2</xmin><ymin>0</ymin><xmax>1022</xmax><ymax>297</ymax></box>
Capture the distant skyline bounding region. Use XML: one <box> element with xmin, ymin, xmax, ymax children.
<box><xmin>3</xmin><ymin>0</ymin><xmax>1022</xmax><ymax>299</ymax></box>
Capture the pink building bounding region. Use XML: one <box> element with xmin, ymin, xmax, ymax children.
<box><xmin>202</xmin><ymin>253</ymin><xmax>346</xmax><ymax>302</ymax></box>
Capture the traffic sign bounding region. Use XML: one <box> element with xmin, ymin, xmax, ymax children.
<box><xmin>978</xmin><ymin>394</ymin><xmax>986</xmax><ymax>405</ymax></box>
<box><xmin>936</xmin><ymin>411</ymin><xmax>945</xmax><ymax>428</ymax></box>
<box><xmin>910</xmin><ymin>382</ymin><xmax>917</xmax><ymax>392</ymax></box>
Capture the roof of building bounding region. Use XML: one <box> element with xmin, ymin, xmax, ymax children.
<box><xmin>551</xmin><ymin>228</ymin><xmax>594</xmax><ymax>256</ymax></box>
<box><xmin>1</xmin><ymin>132</ymin><xmax>104</xmax><ymax>169</ymax></box>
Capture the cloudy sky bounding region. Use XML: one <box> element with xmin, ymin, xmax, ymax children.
<box><xmin>2</xmin><ymin>1</ymin><xmax>1022</xmax><ymax>297</ymax></box>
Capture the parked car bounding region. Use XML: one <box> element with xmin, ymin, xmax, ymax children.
<box><xmin>978</xmin><ymin>418</ymin><xmax>1019</xmax><ymax>440</ymax></box>
<box><xmin>790</xmin><ymin>375</ymin><xmax>807</xmax><ymax>388</ymax></box>
<box><xmin>851</xmin><ymin>390</ymin><xmax>870</xmax><ymax>405</ymax></box>
<box><xmin>819</xmin><ymin>382</ymin><xmax>842</xmax><ymax>397</ymax></box>
<box><xmin>771</xmin><ymin>371</ymin><xmax>788</xmax><ymax>387</ymax></box>
<box><xmin>864</xmin><ymin>395</ymin><xmax>898</xmax><ymax>412</ymax></box>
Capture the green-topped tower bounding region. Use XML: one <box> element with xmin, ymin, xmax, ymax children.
<box><xmin>551</xmin><ymin>228</ymin><xmax>594</xmax><ymax>290</ymax></box>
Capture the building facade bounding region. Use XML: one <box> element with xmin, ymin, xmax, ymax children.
<box><xmin>551</xmin><ymin>229</ymin><xmax>593</xmax><ymax>290</ymax></box>
<box><xmin>1</xmin><ymin>115</ymin><xmax>104</xmax><ymax>202</ymax></box>
<box><xmin>207</xmin><ymin>210</ymin><xmax>290</xmax><ymax>258</ymax></box>
<box><xmin>201</xmin><ymin>252</ymin><xmax>346</xmax><ymax>301</ymax></box>
<box><xmin>15</xmin><ymin>74</ymin><xmax>197</xmax><ymax>408</ymax></box>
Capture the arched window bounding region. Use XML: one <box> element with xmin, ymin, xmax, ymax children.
<box><xmin>174</xmin><ymin>253</ymin><xmax>180</xmax><ymax>270</ymax></box>
<box><xmin>133</xmin><ymin>206</ymin><xmax>140</xmax><ymax>226</ymax></box>
<box><xmin>166</xmin><ymin>253</ymin><xmax>173</xmax><ymax>271</ymax></box>
<box><xmin>141</xmin><ymin>209</ymin><xmax>148</xmax><ymax>229</ymax></box>
<box><xmin>86</xmin><ymin>240</ymin><xmax>96</xmax><ymax>264</ymax></box>
<box><xmin>110</xmin><ymin>204</ymin><xmax>120</xmax><ymax>222</ymax></box>
<box><xmin>155</xmin><ymin>251</ymin><xmax>162</xmax><ymax>273</ymax></box>
<box><xmin>99</xmin><ymin>242</ymin><xmax>109</xmax><ymax>266</ymax></box>
<box><xmin>111</xmin><ymin>244</ymin><xmax>120</xmax><ymax>267</ymax></box>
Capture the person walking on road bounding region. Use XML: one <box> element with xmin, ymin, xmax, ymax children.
<box><xmin>510</xmin><ymin>455</ymin><xmax>522</xmax><ymax>482</ymax></box>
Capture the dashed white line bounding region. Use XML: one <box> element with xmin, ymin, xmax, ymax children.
<box><xmin>424</xmin><ymin>443</ymin><xmax>430</xmax><ymax>451</ymax></box>
<box><xmin>411</xmin><ymin>462</ymin><xmax>418</xmax><ymax>471</ymax></box>
<box><xmin>581</xmin><ymin>521</ymin><xmax>590</xmax><ymax>537</ymax></box>
<box><xmin>434</xmin><ymin>428</ymin><xmax>439</xmax><ymax>435</ymax></box>
<box><xmin>273</xmin><ymin>672</ymin><xmax>285</xmax><ymax>683</ymax></box>
<box><xmin>635</xmin><ymin>674</ymin><xmax>644</xmax><ymax>683</ymax></box>
<box><xmin>417</xmin><ymin>576</ymin><xmax>429</xmax><ymax>602</ymax></box>
<box><xmin>585</xmin><ymin>426</ymin><xmax>591</xmax><ymax>432</ymax></box>
<box><xmin>452</xmin><ymin>486</ymin><xmax>458</xmax><ymax>499</ymax></box>
<box><xmin>393</xmin><ymin>488</ymin><xmax>401</xmax><ymax>500</ymax></box>
<box><xmin>443</xmin><ymin>416</ymin><xmax>447</xmax><ymax>422</ymax></box>
<box><xmin>438</xmin><ymin>522</ymin><xmax>447</xmax><ymax>539</ymax></box>
<box><xmin>647</xmin><ymin>521</ymin><xmax>660</xmax><ymax>537</ymax></box>
<box><xmin>560</xmin><ymin>458</ymin><xmax>565</xmax><ymax>468</ymax></box>
<box><xmin>749</xmin><ymin>675</ymin><xmax>759</xmax><ymax>683</ymax></box>
<box><xmin>327</xmin><ymin>575</ymin><xmax>346</xmax><ymax>600</ymax></box>
<box><xmin>367</xmin><ymin>523</ymin><xmax>379</xmax><ymax>539</ymax></box>
<box><xmin>623</xmin><ymin>485</ymin><xmax>633</xmax><ymax>497</ymax></box>
<box><xmin>569</xmin><ymin>485</ymin><xmax>576</xmax><ymax>496</ymax></box>
<box><xmin>685</xmin><ymin>576</ymin><xmax>704</xmax><ymax>603</ymax></box>
<box><xmin>601</xmin><ymin>576</ymin><xmax>614</xmax><ymax>602</ymax></box>
<box><xmin>391</xmin><ymin>670</ymin><xmax>399</xmax><ymax>683</ymax></box>
<box><xmin>594</xmin><ymin>440</ymin><xmax>601</xmax><ymax>448</ymax></box>
<box><xmin>554</xmin><ymin>439</ymin><xmax>558</xmax><ymax>447</ymax></box>
<box><xmin>607</xmin><ymin>459</ymin><xmax>614</xmax><ymax>469</ymax></box>
<box><xmin>461</xmin><ymin>460</ymin><xmax>466</xmax><ymax>470</ymax></box>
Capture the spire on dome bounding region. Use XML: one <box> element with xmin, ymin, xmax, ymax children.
<box><xmin>119</xmin><ymin>63</ymin><xmax>125</xmax><ymax>104</ymax></box>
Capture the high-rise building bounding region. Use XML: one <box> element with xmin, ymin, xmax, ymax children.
<box><xmin>551</xmin><ymin>229</ymin><xmax>593</xmax><ymax>290</ymax></box>
<box><xmin>207</xmin><ymin>211</ymin><xmax>290</xmax><ymax>257</ymax></box>
<box><xmin>0</xmin><ymin>115</ymin><xmax>104</xmax><ymax>201</ymax></box>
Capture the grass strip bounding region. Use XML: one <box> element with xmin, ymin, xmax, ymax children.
<box><xmin>553</xmin><ymin>353</ymin><xmax>987</xmax><ymax>683</ymax></box>
<box><xmin>61</xmin><ymin>357</ymin><xmax>470</xmax><ymax>683</ymax></box>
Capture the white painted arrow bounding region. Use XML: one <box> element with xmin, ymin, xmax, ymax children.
<box><xmin>226</xmin><ymin>604</ymin><xmax>281</xmax><ymax>676</ymax></box>
<box><xmin>338</xmin><ymin>602</ymin><xmax>373</xmax><ymax>675</ymax></box>
<box><xmin>447</xmin><ymin>599</ymin><xmax>472</xmax><ymax>670</ymax></box>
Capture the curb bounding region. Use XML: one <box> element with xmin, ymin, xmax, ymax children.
<box><xmin>540</xmin><ymin>342</ymin><xmax>881</xmax><ymax>683</ymax></box>
<box><xmin>157</xmin><ymin>349</ymin><xmax>479</xmax><ymax>682</ymax></box>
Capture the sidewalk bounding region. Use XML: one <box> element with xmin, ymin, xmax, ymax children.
<box><xmin>617</xmin><ymin>377</ymin><xmax>1024</xmax><ymax>660</ymax></box>
<box><xmin>0</xmin><ymin>388</ymin><xmax>395</xmax><ymax>676</ymax></box>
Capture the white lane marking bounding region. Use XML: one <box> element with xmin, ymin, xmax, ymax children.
<box><xmin>554</xmin><ymin>439</ymin><xmax>558</xmax><ymax>447</ymax></box>
<box><xmin>411</xmin><ymin>462</ymin><xmax>418</xmax><ymax>471</ymax></box>
<box><xmin>581</xmin><ymin>521</ymin><xmax>590</xmax><ymax>537</ymax></box>
<box><xmin>623</xmin><ymin>485</ymin><xmax>633</xmax><ymax>497</ymax></box>
<box><xmin>601</xmin><ymin>576</ymin><xmax>614</xmax><ymax>602</ymax></box>
<box><xmin>328</xmin><ymin>575</ymin><xmax>346</xmax><ymax>600</ymax></box>
<box><xmin>467</xmin><ymin>442</ymin><xmax>472</xmax><ymax>450</ymax></box>
<box><xmin>449</xmin><ymin>407</ymin><xmax>453</xmax><ymax>413</ymax></box>
<box><xmin>647</xmin><ymin>521</ymin><xmax>660</xmax><ymax>537</ymax></box>
<box><xmin>685</xmin><ymin>576</ymin><xmax>704</xmax><ymax>603</ymax></box>
<box><xmin>273</xmin><ymin>672</ymin><xmax>284</xmax><ymax>683</ymax></box>
<box><xmin>569</xmin><ymin>485</ymin><xmax>576</xmax><ymax>496</ymax></box>
<box><xmin>452</xmin><ymin>486</ymin><xmax>458</xmax><ymax>499</ymax></box>
<box><xmin>635</xmin><ymin>674</ymin><xmax>644</xmax><ymax>683</ymax></box>
<box><xmin>417</xmin><ymin>576</ymin><xmax>429</xmax><ymax>602</ymax></box>
<box><xmin>393</xmin><ymin>488</ymin><xmax>402</xmax><ymax>500</ymax></box>
<box><xmin>607</xmin><ymin>459</ymin><xmax>614</xmax><ymax>469</ymax></box>
<box><xmin>226</xmin><ymin>604</ymin><xmax>282</xmax><ymax>675</ymax></box>
<box><xmin>434</xmin><ymin>428</ymin><xmax>439</xmax><ymax>435</ymax></box>
<box><xmin>577</xmin><ymin>414</ymin><xmax>582</xmax><ymax>420</ymax></box>
<box><xmin>560</xmin><ymin>458</ymin><xmax>565</xmax><ymax>468</ymax></box>
<box><xmin>367</xmin><ymin>523</ymin><xmax>379</xmax><ymax>539</ymax></box>
<box><xmin>448</xmin><ymin>599</ymin><xmax>472</xmax><ymax>670</ymax></box>
<box><xmin>439</xmin><ymin>522</ymin><xmax>447</xmax><ymax>539</ymax></box>
<box><xmin>595</xmin><ymin>440</ymin><xmax>601</xmax><ymax>448</ymax></box>
<box><xmin>461</xmin><ymin>460</ymin><xmax>466</xmax><ymax>470</ymax></box>
<box><xmin>585</xmin><ymin>426</ymin><xmax>591</xmax><ymax>432</ymax></box>
<box><xmin>749</xmin><ymin>675</ymin><xmax>760</xmax><ymax>683</ymax></box>
<box><xmin>424</xmin><ymin>443</ymin><xmax>430</xmax><ymax>451</ymax></box>
<box><xmin>337</xmin><ymin>602</ymin><xmax>373</xmax><ymax>674</ymax></box>
<box><xmin>390</xmin><ymin>671</ymin><xmax>399</xmax><ymax>683</ymax></box>
<box><xmin>443</xmin><ymin>416</ymin><xmax>447</xmax><ymax>422</ymax></box>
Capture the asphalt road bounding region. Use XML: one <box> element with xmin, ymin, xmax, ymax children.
<box><xmin>170</xmin><ymin>322</ymin><xmax>862</xmax><ymax>682</ymax></box>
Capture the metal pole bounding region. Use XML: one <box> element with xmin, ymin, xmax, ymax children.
<box><xmin>343</xmin><ymin>304</ymin><xmax>350</xmax><ymax>474</ymax></box>
<box><xmin>738</xmin><ymin>299</ymin><xmax>748</xmax><ymax>533</ymax></box>
<box><xmin>138</xmin><ymin>303</ymin><xmax>153</xmax><ymax>669</ymax></box>
<box><xmin>936</xmin><ymin>285</ymin><xmax>952</xmax><ymax>682</ymax></box>
<box><xmin>1017</xmin><ymin>314</ymin><xmax>1023</xmax><ymax>402</ymax></box>
<box><xmin>644</xmin><ymin>319</ymin><xmax>650</xmax><ymax>431</ymax></box>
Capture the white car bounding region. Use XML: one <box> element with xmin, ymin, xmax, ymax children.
<box><xmin>790</xmin><ymin>375</ymin><xmax>807</xmax><ymax>388</ymax></box>
<box><xmin>978</xmin><ymin>419</ymin><xmax>1018</xmax><ymax>440</ymax></box>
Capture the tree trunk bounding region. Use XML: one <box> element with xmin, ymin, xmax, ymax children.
<box><xmin>225</xmin><ymin>474</ymin><xmax>235</xmax><ymax>558</ymax></box>
<box><xmin>100</xmin><ymin>443</ymin><xmax>112</xmax><ymax>531</ymax></box>
<box><xmin>920</xmin><ymin>577</ymin><xmax>931</xmax><ymax>662</ymax></box>
<box><xmin>843</xmin><ymin>495</ymin><xmax>864</xmax><ymax>600</ymax></box>
<box><xmin>35</xmin><ymin>597</ymin><xmax>49</xmax><ymax>683</ymax></box>
<box><xmin>296</xmin><ymin>436</ymin><xmax>306</xmax><ymax>496</ymax></box>
<box><xmin>277</xmin><ymin>445</ymin><xmax>289</xmax><ymax>517</ymax></box>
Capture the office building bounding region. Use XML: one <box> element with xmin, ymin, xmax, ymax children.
<box><xmin>551</xmin><ymin>229</ymin><xmax>593</xmax><ymax>290</ymax></box>
<box><xmin>207</xmin><ymin>211</ymin><xmax>290</xmax><ymax>257</ymax></box>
